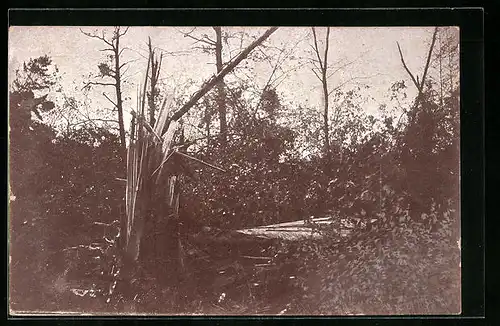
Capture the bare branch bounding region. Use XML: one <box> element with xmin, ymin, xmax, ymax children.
<box><xmin>119</xmin><ymin>58</ymin><xmax>140</xmax><ymax>71</ymax></box>
<box><xmin>272</xmin><ymin>64</ymin><xmax>304</xmax><ymax>88</ymax></box>
<box><xmin>117</xmin><ymin>26</ymin><xmax>130</xmax><ymax>38</ymax></box>
<box><xmin>70</xmin><ymin>118</ymin><xmax>120</xmax><ymax>128</ymax></box>
<box><xmin>181</xmin><ymin>29</ymin><xmax>216</xmax><ymax>47</ymax></box>
<box><xmin>102</xmin><ymin>92</ymin><xmax>118</xmax><ymax>109</ymax></box>
<box><xmin>119</xmin><ymin>46</ymin><xmax>131</xmax><ymax>57</ymax></box>
<box><xmin>420</xmin><ymin>27</ymin><xmax>439</xmax><ymax>91</ymax></box>
<box><xmin>326</xmin><ymin>57</ymin><xmax>360</xmax><ymax>80</ymax></box>
<box><xmin>157</xmin><ymin>49</ymin><xmax>191</xmax><ymax>57</ymax></box>
<box><xmin>311</xmin><ymin>68</ymin><xmax>322</xmax><ymax>82</ymax></box>
<box><xmin>311</xmin><ymin>27</ymin><xmax>324</xmax><ymax>71</ymax></box>
<box><xmin>141</xmin><ymin>50</ymin><xmax>151</xmax><ymax>116</ymax></box>
<box><xmin>327</xmin><ymin>75</ymin><xmax>375</xmax><ymax>97</ymax></box>
<box><xmin>397</xmin><ymin>42</ymin><xmax>421</xmax><ymax>92</ymax></box>
<box><xmin>167</xmin><ymin>27</ymin><xmax>279</xmax><ymax>126</ymax></box>
<box><xmin>155</xmin><ymin>53</ymin><xmax>163</xmax><ymax>81</ymax></box>
<box><xmin>80</xmin><ymin>28</ymin><xmax>113</xmax><ymax>48</ymax></box>
<box><xmin>193</xmin><ymin>45</ymin><xmax>215</xmax><ymax>53</ymax></box>
<box><xmin>82</xmin><ymin>81</ymin><xmax>116</xmax><ymax>90</ymax></box>
<box><xmin>174</xmin><ymin>151</ymin><xmax>226</xmax><ymax>173</ymax></box>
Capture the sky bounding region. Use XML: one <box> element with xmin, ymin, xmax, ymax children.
<box><xmin>8</xmin><ymin>26</ymin><xmax>438</xmax><ymax>129</ymax></box>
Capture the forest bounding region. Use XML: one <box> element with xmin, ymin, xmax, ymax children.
<box><xmin>9</xmin><ymin>26</ymin><xmax>460</xmax><ymax>315</ymax></box>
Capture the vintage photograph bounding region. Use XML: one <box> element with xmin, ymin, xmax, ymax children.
<box><xmin>8</xmin><ymin>26</ymin><xmax>460</xmax><ymax>315</ymax></box>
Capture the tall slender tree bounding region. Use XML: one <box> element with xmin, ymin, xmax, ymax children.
<box><xmin>396</xmin><ymin>27</ymin><xmax>438</xmax><ymax>116</ymax></box>
<box><xmin>81</xmin><ymin>27</ymin><xmax>131</xmax><ymax>151</ymax></box>
<box><xmin>167</xmin><ymin>27</ymin><xmax>279</xmax><ymax>133</ymax></box>
<box><xmin>181</xmin><ymin>27</ymin><xmax>228</xmax><ymax>146</ymax></box>
<box><xmin>213</xmin><ymin>27</ymin><xmax>228</xmax><ymax>146</ymax></box>
<box><xmin>311</xmin><ymin>27</ymin><xmax>331</xmax><ymax>158</ymax></box>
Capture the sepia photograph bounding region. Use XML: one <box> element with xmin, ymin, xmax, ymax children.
<box><xmin>8</xmin><ymin>26</ymin><xmax>461</xmax><ymax>315</ymax></box>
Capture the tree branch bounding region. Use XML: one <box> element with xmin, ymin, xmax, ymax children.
<box><xmin>397</xmin><ymin>41</ymin><xmax>421</xmax><ymax>92</ymax></box>
<box><xmin>311</xmin><ymin>27</ymin><xmax>324</xmax><ymax>71</ymax></box>
<box><xmin>327</xmin><ymin>75</ymin><xmax>374</xmax><ymax>97</ymax></box>
<box><xmin>326</xmin><ymin>58</ymin><xmax>359</xmax><ymax>80</ymax></box>
<box><xmin>420</xmin><ymin>27</ymin><xmax>439</xmax><ymax>91</ymax></box>
<box><xmin>80</xmin><ymin>29</ymin><xmax>114</xmax><ymax>48</ymax></box>
<box><xmin>70</xmin><ymin>118</ymin><xmax>120</xmax><ymax>128</ymax></box>
<box><xmin>102</xmin><ymin>92</ymin><xmax>118</xmax><ymax>109</ymax></box>
<box><xmin>119</xmin><ymin>46</ymin><xmax>131</xmax><ymax>57</ymax></box>
<box><xmin>119</xmin><ymin>58</ymin><xmax>140</xmax><ymax>71</ymax></box>
<box><xmin>82</xmin><ymin>81</ymin><xmax>116</xmax><ymax>90</ymax></box>
<box><xmin>167</xmin><ymin>27</ymin><xmax>279</xmax><ymax>128</ymax></box>
<box><xmin>324</xmin><ymin>27</ymin><xmax>330</xmax><ymax>73</ymax></box>
<box><xmin>181</xmin><ymin>29</ymin><xmax>217</xmax><ymax>47</ymax></box>
<box><xmin>311</xmin><ymin>68</ymin><xmax>322</xmax><ymax>82</ymax></box>
<box><xmin>155</xmin><ymin>53</ymin><xmax>163</xmax><ymax>81</ymax></box>
<box><xmin>117</xmin><ymin>26</ymin><xmax>130</xmax><ymax>38</ymax></box>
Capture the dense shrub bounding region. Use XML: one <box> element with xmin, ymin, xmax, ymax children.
<box><xmin>9</xmin><ymin>110</ymin><xmax>125</xmax><ymax>311</ymax></box>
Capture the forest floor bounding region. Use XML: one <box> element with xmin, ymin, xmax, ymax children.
<box><xmin>9</xmin><ymin>194</ymin><xmax>460</xmax><ymax>316</ymax></box>
<box><xmin>9</xmin><ymin>195</ymin><xmax>302</xmax><ymax>315</ymax></box>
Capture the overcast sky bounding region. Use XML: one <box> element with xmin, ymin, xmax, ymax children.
<box><xmin>9</xmin><ymin>26</ymin><xmax>437</xmax><ymax>124</ymax></box>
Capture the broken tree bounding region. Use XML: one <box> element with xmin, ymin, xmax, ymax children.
<box><xmin>120</xmin><ymin>27</ymin><xmax>279</xmax><ymax>286</ymax></box>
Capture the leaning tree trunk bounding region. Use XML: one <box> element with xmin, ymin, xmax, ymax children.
<box><xmin>121</xmin><ymin>27</ymin><xmax>279</xmax><ymax>291</ymax></box>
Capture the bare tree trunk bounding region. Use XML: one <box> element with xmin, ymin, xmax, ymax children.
<box><xmin>166</xmin><ymin>27</ymin><xmax>278</xmax><ymax>132</ymax></box>
<box><xmin>81</xmin><ymin>27</ymin><xmax>129</xmax><ymax>152</ymax></box>
<box><xmin>312</xmin><ymin>27</ymin><xmax>331</xmax><ymax>158</ymax></box>
<box><xmin>438</xmin><ymin>31</ymin><xmax>444</xmax><ymax>109</ymax></box>
<box><xmin>204</xmin><ymin>98</ymin><xmax>211</xmax><ymax>148</ymax></box>
<box><xmin>396</xmin><ymin>27</ymin><xmax>438</xmax><ymax>123</ymax></box>
<box><xmin>114</xmin><ymin>39</ymin><xmax>126</xmax><ymax>151</ymax></box>
<box><xmin>322</xmin><ymin>72</ymin><xmax>330</xmax><ymax>155</ymax></box>
<box><xmin>214</xmin><ymin>27</ymin><xmax>227</xmax><ymax>146</ymax></box>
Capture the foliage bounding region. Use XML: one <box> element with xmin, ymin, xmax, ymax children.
<box><xmin>9</xmin><ymin>30</ymin><xmax>461</xmax><ymax>315</ymax></box>
<box><xmin>182</xmin><ymin>89</ymin><xmax>306</xmax><ymax>229</ymax></box>
<box><xmin>9</xmin><ymin>55</ymin><xmax>58</xmax><ymax>134</ymax></box>
<box><xmin>178</xmin><ymin>65</ymin><xmax>460</xmax><ymax>313</ymax></box>
<box><xmin>270</xmin><ymin>83</ymin><xmax>460</xmax><ymax>314</ymax></box>
<box><xmin>9</xmin><ymin>115</ymin><xmax>125</xmax><ymax>311</ymax></box>
<box><xmin>11</xmin><ymin>55</ymin><xmax>58</xmax><ymax>92</ymax></box>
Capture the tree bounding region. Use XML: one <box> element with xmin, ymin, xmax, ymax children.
<box><xmin>116</xmin><ymin>27</ymin><xmax>279</xmax><ymax>295</ymax></box>
<box><xmin>81</xmin><ymin>27</ymin><xmax>131</xmax><ymax>151</ymax></box>
<box><xmin>395</xmin><ymin>27</ymin><xmax>460</xmax><ymax>218</ymax></box>
<box><xmin>396</xmin><ymin>27</ymin><xmax>438</xmax><ymax>123</ymax></box>
<box><xmin>9</xmin><ymin>55</ymin><xmax>57</xmax><ymax>132</ymax></box>
<box><xmin>166</xmin><ymin>27</ymin><xmax>279</xmax><ymax>132</ymax></box>
<box><xmin>181</xmin><ymin>27</ymin><xmax>228</xmax><ymax>146</ymax></box>
<box><xmin>430</xmin><ymin>27</ymin><xmax>460</xmax><ymax>110</ymax></box>
<box><xmin>311</xmin><ymin>27</ymin><xmax>331</xmax><ymax>158</ymax></box>
<box><xmin>179</xmin><ymin>27</ymin><xmax>302</xmax><ymax>151</ymax></box>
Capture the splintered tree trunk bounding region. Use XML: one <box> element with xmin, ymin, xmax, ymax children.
<box><xmin>124</xmin><ymin>27</ymin><xmax>278</xmax><ymax>289</ymax></box>
<box><xmin>148</xmin><ymin>37</ymin><xmax>162</xmax><ymax>127</ymax></box>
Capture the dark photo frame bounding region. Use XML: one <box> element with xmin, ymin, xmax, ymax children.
<box><xmin>6</xmin><ymin>7</ymin><xmax>485</xmax><ymax>323</ymax></box>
